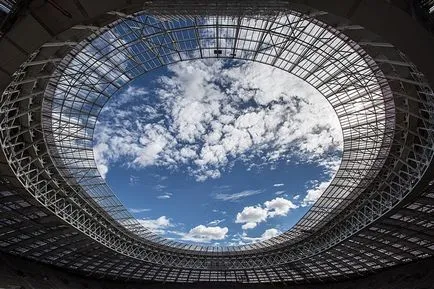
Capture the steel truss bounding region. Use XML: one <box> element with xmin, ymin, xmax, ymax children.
<box><xmin>0</xmin><ymin>1</ymin><xmax>433</xmax><ymax>284</ymax></box>
<box><xmin>45</xmin><ymin>12</ymin><xmax>397</xmax><ymax>250</ymax></box>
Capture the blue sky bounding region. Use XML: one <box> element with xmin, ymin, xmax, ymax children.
<box><xmin>93</xmin><ymin>59</ymin><xmax>342</xmax><ymax>246</ymax></box>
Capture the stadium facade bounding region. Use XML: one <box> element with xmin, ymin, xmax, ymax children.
<box><xmin>0</xmin><ymin>0</ymin><xmax>433</xmax><ymax>288</ymax></box>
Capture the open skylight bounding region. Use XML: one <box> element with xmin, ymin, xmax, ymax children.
<box><xmin>94</xmin><ymin>59</ymin><xmax>342</xmax><ymax>245</ymax></box>
<box><xmin>43</xmin><ymin>11</ymin><xmax>393</xmax><ymax>251</ymax></box>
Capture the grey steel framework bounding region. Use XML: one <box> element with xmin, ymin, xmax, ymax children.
<box><xmin>45</xmin><ymin>11</ymin><xmax>396</xmax><ymax>251</ymax></box>
<box><xmin>0</xmin><ymin>0</ymin><xmax>433</xmax><ymax>284</ymax></box>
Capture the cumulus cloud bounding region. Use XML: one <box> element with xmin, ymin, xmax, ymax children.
<box><xmin>94</xmin><ymin>86</ymin><xmax>150</xmax><ymax>179</ymax></box>
<box><xmin>236</xmin><ymin>197</ymin><xmax>299</xmax><ymax>230</ymax></box>
<box><xmin>180</xmin><ymin>225</ymin><xmax>228</xmax><ymax>242</ymax></box>
<box><xmin>93</xmin><ymin>59</ymin><xmax>342</xmax><ymax>182</ymax></box>
<box><xmin>235</xmin><ymin>205</ymin><xmax>269</xmax><ymax>229</ymax></box>
<box><xmin>261</xmin><ymin>228</ymin><xmax>281</xmax><ymax>240</ymax></box>
<box><xmin>92</xmin><ymin>57</ymin><xmax>343</xmax><ymax>239</ymax></box>
<box><xmin>138</xmin><ymin>218</ymin><xmax>228</xmax><ymax>244</ymax></box>
<box><xmin>265</xmin><ymin>197</ymin><xmax>298</xmax><ymax>217</ymax></box>
<box><xmin>214</xmin><ymin>189</ymin><xmax>262</xmax><ymax>201</ymax></box>
<box><xmin>230</xmin><ymin>228</ymin><xmax>283</xmax><ymax>245</ymax></box>
<box><xmin>241</xmin><ymin>222</ymin><xmax>258</xmax><ymax>230</ymax></box>
<box><xmin>93</xmin><ymin>142</ymin><xmax>109</xmax><ymax>179</ymax></box>
<box><xmin>138</xmin><ymin>216</ymin><xmax>172</xmax><ymax>234</ymax></box>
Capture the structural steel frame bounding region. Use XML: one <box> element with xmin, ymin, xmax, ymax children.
<box><xmin>44</xmin><ymin>11</ymin><xmax>395</xmax><ymax>251</ymax></box>
<box><xmin>0</xmin><ymin>0</ymin><xmax>433</xmax><ymax>284</ymax></box>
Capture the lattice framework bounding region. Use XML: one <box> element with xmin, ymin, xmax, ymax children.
<box><xmin>44</xmin><ymin>11</ymin><xmax>394</xmax><ymax>251</ymax></box>
<box><xmin>0</xmin><ymin>2</ymin><xmax>433</xmax><ymax>283</ymax></box>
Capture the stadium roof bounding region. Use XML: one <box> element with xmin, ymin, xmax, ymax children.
<box><xmin>0</xmin><ymin>0</ymin><xmax>433</xmax><ymax>284</ymax></box>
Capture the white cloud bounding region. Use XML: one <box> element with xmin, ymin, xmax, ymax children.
<box><xmin>214</xmin><ymin>189</ymin><xmax>262</xmax><ymax>201</ymax></box>
<box><xmin>231</xmin><ymin>228</ymin><xmax>282</xmax><ymax>245</ymax></box>
<box><xmin>302</xmin><ymin>180</ymin><xmax>332</xmax><ymax>206</ymax></box>
<box><xmin>94</xmin><ymin>59</ymin><xmax>343</xmax><ymax>182</ymax></box>
<box><xmin>138</xmin><ymin>218</ymin><xmax>228</xmax><ymax>244</ymax></box>
<box><xmin>207</xmin><ymin>219</ymin><xmax>225</xmax><ymax>226</ymax></box>
<box><xmin>157</xmin><ymin>192</ymin><xmax>172</xmax><ymax>199</ymax></box>
<box><xmin>318</xmin><ymin>156</ymin><xmax>342</xmax><ymax>177</ymax></box>
<box><xmin>265</xmin><ymin>197</ymin><xmax>298</xmax><ymax>217</ymax></box>
<box><xmin>93</xmin><ymin>86</ymin><xmax>150</xmax><ymax>177</ymax></box>
<box><xmin>241</xmin><ymin>222</ymin><xmax>258</xmax><ymax>230</ymax></box>
<box><xmin>261</xmin><ymin>228</ymin><xmax>281</xmax><ymax>240</ymax></box>
<box><xmin>138</xmin><ymin>216</ymin><xmax>172</xmax><ymax>234</ymax></box>
<box><xmin>92</xmin><ymin>59</ymin><xmax>342</xmax><ymax>235</ymax></box>
<box><xmin>90</xmin><ymin>57</ymin><xmax>343</xmax><ymax>246</ymax></box>
<box><xmin>300</xmin><ymin>155</ymin><xmax>341</xmax><ymax>206</ymax></box>
<box><xmin>293</xmin><ymin>194</ymin><xmax>300</xmax><ymax>200</ymax></box>
<box><xmin>180</xmin><ymin>225</ymin><xmax>228</xmax><ymax>243</ymax></box>
<box><xmin>93</xmin><ymin>142</ymin><xmax>109</xmax><ymax>179</ymax></box>
<box><xmin>235</xmin><ymin>205</ymin><xmax>268</xmax><ymax>229</ymax></box>
<box><xmin>235</xmin><ymin>197</ymin><xmax>298</xmax><ymax>230</ymax></box>
<box><xmin>129</xmin><ymin>208</ymin><xmax>151</xmax><ymax>213</ymax></box>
